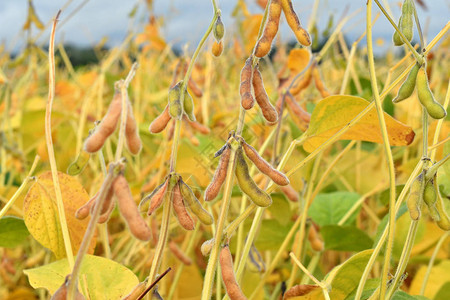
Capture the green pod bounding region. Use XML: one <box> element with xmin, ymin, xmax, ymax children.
<box><xmin>406</xmin><ymin>174</ymin><xmax>423</xmax><ymax>220</ymax></box>
<box><xmin>435</xmin><ymin>188</ymin><xmax>450</xmax><ymax>231</ymax></box>
<box><xmin>400</xmin><ymin>0</ymin><xmax>414</xmax><ymax>42</ymax></box>
<box><xmin>213</xmin><ymin>16</ymin><xmax>225</xmax><ymax>41</ymax></box>
<box><xmin>67</xmin><ymin>150</ymin><xmax>90</xmax><ymax>175</ymax></box>
<box><xmin>235</xmin><ymin>147</ymin><xmax>272</xmax><ymax>207</ymax></box>
<box><xmin>417</xmin><ymin>67</ymin><xmax>447</xmax><ymax>119</ymax></box>
<box><xmin>168</xmin><ymin>81</ymin><xmax>183</xmax><ymax>119</ymax></box>
<box><xmin>183</xmin><ymin>89</ymin><xmax>196</xmax><ymax>122</ymax></box>
<box><xmin>393</xmin><ymin>16</ymin><xmax>404</xmax><ymax>46</ymax></box>
<box><xmin>179</xmin><ymin>179</ymin><xmax>213</xmax><ymax>225</ymax></box>
<box><xmin>423</xmin><ymin>181</ymin><xmax>440</xmax><ymax>221</ymax></box>
<box><xmin>393</xmin><ymin>63</ymin><xmax>420</xmax><ymax>103</ymax></box>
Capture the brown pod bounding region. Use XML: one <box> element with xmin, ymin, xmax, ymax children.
<box><xmin>307</xmin><ymin>225</ymin><xmax>324</xmax><ymax>252</ymax></box>
<box><xmin>121</xmin><ymin>279</ymin><xmax>147</xmax><ymax>300</ymax></box>
<box><xmin>51</xmin><ymin>276</ymin><xmax>85</xmax><ymax>300</ymax></box>
<box><xmin>240</xmin><ymin>57</ymin><xmax>255</xmax><ymax>110</ymax></box>
<box><xmin>185</xmin><ymin>116</ymin><xmax>211</xmax><ymax>134</ymax></box>
<box><xmin>220</xmin><ymin>245</ymin><xmax>247</xmax><ymax>300</ymax></box>
<box><xmin>280</xmin><ymin>185</ymin><xmax>299</xmax><ymax>202</ymax></box>
<box><xmin>125</xmin><ymin>101</ymin><xmax>142</xmax><ymax>155</ymax></box>
<box><xmin>140</xmin><ymin>179</ymin><xmax>169</xmax><ymax>216</ymax></box>
<box><xmin>75</xmin><ymin>194</ymin><xmax>96</xmax><ymax>220</ymax></box>
<box><xmin>84</xmin><ymin>90</ymin><xmax>122</xmax><ymax>153</ymax></box>
<box><xmin>254</xmin><ymin>0</ymin><xmax>282</xmax><ymax>58</ymax></box>
<box><xmin>289</xmin><ymin>67</ymin><xmax>313</xmax><ymax>95</ymax></box>
<box><xmin>114</xmin><ymin>175</ymin><xmax>152</xmax><ymax>241</ymax></box>
<box><xmin>97</xmin><ymin>200</ymin><xmax>115</xmax><ymax>224</ymax></box>
<box><xmin>312</xmin><ymin>67</ymin><xmax>330</xmax><ymax>98</ymax></box>
<box><xmin>252</xmin><ymin>66</ymin><xmax>278</xmax><ymax>123</ymax></box>
<box><xmin>241</xmin><ymin>141</ymin><xmax>289</xmax><ymax>186</ymax></box>
<box><xmin>280</xmin><ymin>0</ymin><xmax>311</xmax><ymax>46</ymax></box>
<box><xmin>188</xmin><ymin>77</ymin><xmax>203</xmax><ymax>98</ymax></box>
<box><xmin>169</xmin><ymin>240</ymin><xmax>192</xmax><ymax>265</ymax></box>
<box><xmin>90</xmin><ymin>181</ymin><xmax>116</xmax><ymax>217</ymax></box>
<box><xmin>149</xmin><ymin>105</ymin><xmax>171</xmax><ymax>134</ymax></box>
<box><xmin>285</xmin><ymin>94</ymin><xmax>311</xmax><ymax>123</ymax></box>
<box><xmin>283</xmin><ymin>284</ymin><xmax>319</xmax><ymax>299</ymax></box>
<box><xmin>205</xmin><ymin>144</ymin><xmax>231</xmax><ymax>201</ymax></box>
<box><xmin>172</xmin><ymin>183</ymin><xmax>195</xmax><ymax>230</ymax></box>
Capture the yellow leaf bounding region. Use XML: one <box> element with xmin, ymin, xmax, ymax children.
<box><xmin>23</xmin><ymin>171</ymin><xmax>96</xmax><ymax>259</ymax></box>
<box><xmin>303</xmin><ymin>95</ymin><xmax>415</xmax><ymax>153</ymax></box>
<box><xmin>242</xmin><ymin>14</ymin><xmax>263</xmax><ymax>54</ymax></box>
<box><xmin>287</xmin><ymin>49</ymin><xmax>311</xmax><ymax>75</ymax></box>
<box><xmin>409</xmin><ymin>260</ymin><xmax>450</xmax><ymax>299</ymax></box>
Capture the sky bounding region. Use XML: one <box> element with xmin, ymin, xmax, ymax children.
<box><xmin>0</xmin><ymin>0</ymin><xmax>448</xmax><ymax>53</ymax></box>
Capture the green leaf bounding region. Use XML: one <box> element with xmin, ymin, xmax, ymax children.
<box><xmin>321</xmin><ymin>225</ymin><xmax>373</xmax><ymax>252</ymax></box>
<box><xmin>392</xmin><ymin>290</ymin><xmax>430</xmax><ymax>300</ymax></box>
<box><xmin>344</xmin><ymin>278</ymin><xmax>380</xmax><ymax>300</ymax></box>
<box><xmin>373</xmin><ymin>203</ymin><xmax>408</xmax><ymax>246</ymax></box>
<box><xmin>254</xmin><ymin>219</ymin><xmax>292</xmax><ymax>251</ymax></box>
<box><xmin>0</xmin><ymin>216</ymin><xmax>30</xmax><ymax>247</ymax></box>
<box><xmin>24</xmin><ymin>254</ymin><xmax>138</xmax><ymax>300</ymax></box>
<box><xmin>377</xmin><ymin>185</ymin><xmax>405</xmax><ymax>206</ymax></box>
<box><xmin>325</xmin><ymin>249</ymin><xmax>374</xmax><ymax>299</ymax></box>
<box><xmin>308</xmin><ymin>191</ymin><xmax>361</xmax><ymax>226</ymax></box>
<box><xmin>435</xmin><ymin>282</ymin><xmax>450</xmax><ymax>300</ymax></box>
<box><xmin>268</xmin><ymin>193</ymin><xmax>293</xmax><ymax>226</ymax></box>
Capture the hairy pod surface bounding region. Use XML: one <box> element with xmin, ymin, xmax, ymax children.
<box><xmin>400</xmin><ymin>0</ymin><xmax>414</xmax><ymax>43</ymax></box>
<box><xmin>283</xmin><ymin>284</ymin><xmax>319</xmax><ymax>299</ymax></box>
<box><xmin>417</xmin><ymin>67</ymin><xmax>447</xmax><ymax>119</ymax></box>
<box><xmin>252</xmin><ymin>66</ymin><xmax>278</xmax><ymax>123</ymax></box>
<box><xmin>114</xmin><ymin>175</ymin><xmax>152</xmax><ymax>241</ymax></box>
<box><xmin>213</xmin><ymin>16</ymin><xmax>225</xmax><ymax>41</ymax></box>
<box><xmin>125</xmin><ymin>101</ymin><xmax>142</xmax><ymax>155</ymax></box>
<box><xmin>280</xmin><ymin>0</ymin><xmax>311</xmax><ymax>46</ymax></box>
<box><xmin>179</xmin><ymin>179</ymin><xmax>213</xmax><ymax>225</ymax></box>
<box><xmin>169</xmin><ymin>240</ymin><xmax>192</xmax><ymax>265</ymax></box>
<box><xmin>172</xmin><ymin>183</ymin><xmax>195</xmax><ymax>230</ymax></box>
<box><xmin>205</xmin><ymin>144</ymin><xmax>231</xmax><ymax>201</ymax></box>
<box><xmin>235</xmin><ymin>146</ymin><xmax>272</xmax><ymax>207</ymax></box>
<box><xmin>435</xmin><ymin>189</ymin><xmax>450</xmax><ymax>231</ymax></box>
<box><xmin>406</xmin><ymin>174</ymin><xmax>423</xmax><ymax>220</ymax></box>
<box><xmin>393</xmin><ymin>16</ymin><xmax>404</xmax><ymax>46</ymax></box>
<box><xmin>201</xmin><ymin>238</ymin><xmax>215</xmax><ymax>256</ymax></box>
<box><xmin>140</xmin><ymin>179</ymin><xmax>169</xmax><ymax>216</ymax></box>
<box><xmin>220</xmin><ymin>245</ymin><xmax>247</xmax><ymax>300</ymax></box>
<box><xmin>240</xmin><ymin>57</ymin><xmax>255</xmax><ymax>110</ymax></box>
<box><xmin>241</xmin><ymin>140</ymin><xmax>289</xmax><ymax>185</ymax></box>
<box><xmin>149</xmin><ymin>105</ymin><xmax>171</xmax><ymax>134</ymax></box>
<box><xmin>183</xmin><ymin>89</ymin><xmax>196</xmax><ymax>122</ymax></box>
<box><xmin>212</xmin><ymin>40</ymin><xmax>224</xmax><ymax>57</ymax></box>
<box><xmin>84</xmin><ymin>90</ymin><xmax>122</xmax><ymax>153</ymax></box>
<box><xmin>254</xmin><ymin>0</ymin><xmax>282</xmax><ymax>58</ymax></box>
<box><xmin>168</xmin><ymin>81</ymin><xmax>183</xmax><ymax>119</ymax></box>
<box><xmin>423</xmin><ymin>180</ymin><xmax>440</xmax><ymax>221</ymax></box>
<box><xmin>393</xmin><ymin>63</ymin><xmax>420</xmax><ymax>103</ymax></box>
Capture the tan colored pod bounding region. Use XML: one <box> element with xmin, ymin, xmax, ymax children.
<box><xmin>242</xmin><ymin>140</ymin><xmax>289</xmax><ymax>186</ymax></box>
<box><xmin>212</xmin><ymin>40</ymin><xmax>224</xmax><ymax>57</ymax></box>
<box><xmin>149</xmin><ymin>105</ymin><xmax>171</xmax><ymax>134</ymax></box>
<box><xmin>307</xmin><ymin>225</ymin><xmax>324</xmax><ymax>252</ymax></box>
<box><xmin>254</xmin><ymin>0</ymin><xmax>282</xmax><ymax>58</ymax></box>
<box><xmin>235</xmin><ymin>146</ymin><xmax>272</xmax><ymax>207</ymax></box>
<box><xmin>122</xmin><ymin>280</ymin><xmax>147</xmax><ymax>300</ymax></box>
<box><xmin>280</xmin><ymin>0</ymin><xmax>311</xmax><ymax>46</ymax></box>
<box><xmin>97</xmin><ymin>200</ymin><xmax>115</xmax><ymax>224</ymax></box>
<box><xmin>220</xmin><ymin>245</ymin><xmax>247</xmax><ymax>300</ymax></box>
<box><xmin>172</xmin><ymin>183</ymin><xmax>195</xmax><ymax>230</ymax></box>
<box><xmin>252</xmin><ymin>65</ymin><xmax>278</xmax><ymax>123</ymax></box>
<box><xmin>75</xmin><ymin>194</ymin><xmax>96</xmax><ymax>220</ymax></box>
<box><xmin>201</xmin><ymin>238</ymin><xmax>215</xmax><ymax>256</ymax></box>
<box><xmin>280</xmin><ymin>185</ymin><xmax>299</xmax><ymax>202</ymax></box>
<box><xmin>84</xmin><ymin>90</ymin><xmax>122</xmax><ymax>153</ymax></box>
<box><xmin>169</xmin><ymin>240</ymin><xmax>192</xmax><ymax>265</ymax></box>
<box><xmin>140</xmin><ymin>179</ymin><xmax>169</xmax><ymax>216</ymax></box>
<box><xmin>186</xmin><ymin>117</ymin><xmax>211</xmax><ymax>134</ymax></box>
<box><xmin>188</xmin><ymin>76</ymin><xmax>203</xmax><ymax>98</ymax></box>
<box><xmin>179</xmin><ymin>179</ymin><xmax>214</xmax><ymax>225</ymax></box>
<box><xmin>90</xmin><ymin>181</ymin><xmax>116</xmax><ymax>218</ymax></box>
<box><xmin>205</xmin><ymin>144</ymin><xmax>231</xmax><ymax>201</ymax></box>
<box><xmin>114</xmin><ymin>175</ymin><xmax>152</xmax><ymax>241</ymax></box>
<box><xmin>289</xmin><ymin>66</ymin><xmax>313</xmax><ymax>96</ymax></box>
<box><xmin>51</xmin><ymin>277</ymin><xmax>85</xmax><ymax>300</ymax></box>
<box><xmin>312</xmin><ymin>66</ymin><xmax>330</xmax><ymax>98</ymax></box>
<box><xmin>285</xmin><ymin>94</ymin><xmax>311</xmax><ymax>124</ymax></box>
<box><xmin>125</xmin><ymin>101</ymin><xmax>142</xmax><ymax>155</ymax></box>
<box><xmin>240</xmin><ymin>57</ymin><xmax>255</xmax><ymax>110</ymax></box>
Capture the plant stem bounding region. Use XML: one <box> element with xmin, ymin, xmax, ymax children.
<box><xmin>45</xmin><ymin>10</ymin><xmax>74</xmax><ymax>268</ymax></box>
<box><xmin>0</xmin><ymin>155</ymin><xmax>40</xmax><ymax>219</ymax></box>
<box><xmin>67</xmin><ymin>163</ymin><xmax>119</xmax><ymax>300</ymax></box>
<box><xmin>420</xmin><ymin>232</ymin><xmax>449</xmax><ymax>295</ymax></box>
<box><xmin>366</xmin><ymin>3</ymin><xmax>397</xmax><ymax>298</ymax></box>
